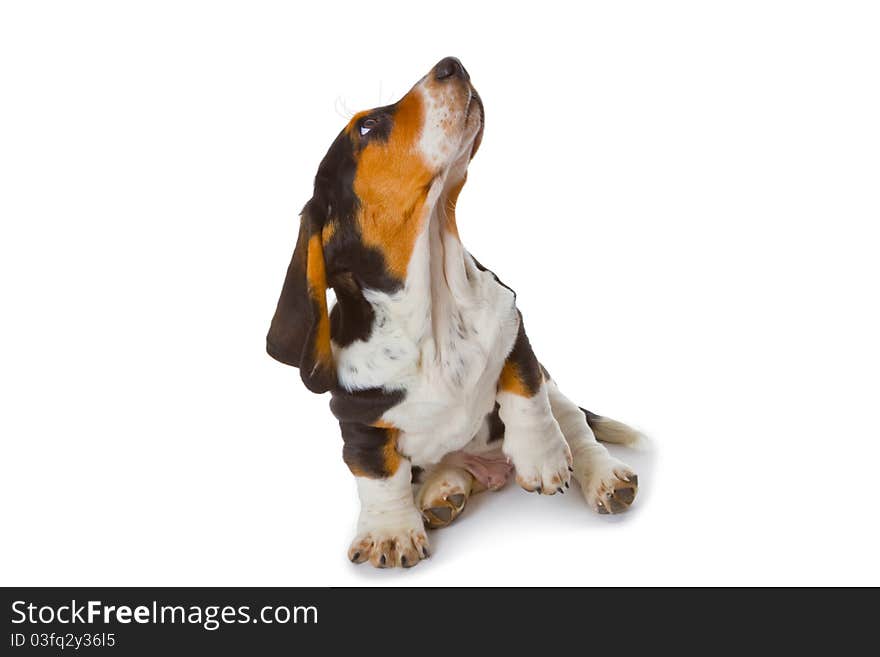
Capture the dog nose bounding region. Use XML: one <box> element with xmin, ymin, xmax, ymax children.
<box><xmin>434</xmin><ymin>56</ymin><xmax>469</xmax><ymax>81</ymax></box>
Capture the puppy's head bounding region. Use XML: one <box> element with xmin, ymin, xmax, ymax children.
<box><xmin>267</xmin><ymin>57</ymin><xmax>483</xmax><ymax>392</ymax></box>
<box><xmin>349</xmin><ymin>56</ymin><xmax>484</xmax><ymax>207</ymax></box>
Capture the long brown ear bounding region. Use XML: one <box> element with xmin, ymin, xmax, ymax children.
<box><xmin>266</xmin><ymin>201</ymin><xmax>335</xmax><ymax>393</ymax></box>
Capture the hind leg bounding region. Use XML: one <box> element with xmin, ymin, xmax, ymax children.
<box><xmin>416</xmin><ymin>465</ymin><xmax>474</xmax><ymax>529</ymax></box>
<box><xmin>545</xmin><ymin>379</ymin><xmax>638</xmax><ymax>514</ymax></box>
<box><xmin>416</xmin><ymin>449</ymin><xmax>514</xmax><ymax>528</ymax></box>
<box><xmin>415</xmin><ymin>414</ymin><xmax>515</xmax><ymax>528</ymax></box>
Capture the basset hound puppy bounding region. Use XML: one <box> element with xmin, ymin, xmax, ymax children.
<box><xmin>268</xmin><ymin>57</ymin><xmax>641</xmax><ymax>568</ymax></box>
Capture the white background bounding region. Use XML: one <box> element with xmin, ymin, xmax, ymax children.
<box><xmin>1</xmin><ymin>1</ymin><xmax>878</xmax><ymax>586</ymax></box>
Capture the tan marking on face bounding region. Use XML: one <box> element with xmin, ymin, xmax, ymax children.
<box><xmin>353</xmin><ymin>92</ymin><xmax>434</xmax><ymax>280</ymax></box>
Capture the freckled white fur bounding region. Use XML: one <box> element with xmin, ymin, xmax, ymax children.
<box><xmin>335</xmin><ymin>200</ymin><xmax>519</xmax><ymax>467</ymax></box>
<box><xmin>417</xmin><ymin>86</ymin><xmax>456</xmax><ymax>167</ymax></box>
<box><xmin>417</xmin><ymin>81</ymin><xmax>481</xmax><ymax>169</ymax></box>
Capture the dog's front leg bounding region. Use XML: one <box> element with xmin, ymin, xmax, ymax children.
<box><xmin>341</xmin><ymin>423</ymin><xmax>429</xmax><ymax>568</ymax></box>
<box><xmin>497</xmin><ymin>314</ymin><xmax>572</xmax><ymax>495</ymax></box>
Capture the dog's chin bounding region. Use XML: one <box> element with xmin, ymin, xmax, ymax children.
<box><xmin>428</xmin><ymin>95</ymin><xmax>484</xmax><ymax>187</ymax></box>
<box><xmin>453</xmin><ymin>107</ymin><xmax>484</xmax><ymax>164</ymax></box>
<box><xmin>469</xmin><ymin>118</ymin><xmax>484</xmax><ymax>160</ymax></box>
<box><xmin>440</xmin><ymin>135</ymin><xmax>480</xmax><ymax>186</ymax></box>
<box><xmin>465</xmin><ymin>85</ymin><xmax>484</xmax><ymax>151</ymax></box>
<box><xmin>466</xmin><ymin>110</ymin><xmax>484</xmax><ymax>160</ymax></box>
<box><xmin>428</xmin><ymin>122</ymin><xmax>482</xmax><ymax>188</ymax></box>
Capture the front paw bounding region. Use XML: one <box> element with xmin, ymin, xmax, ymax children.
<box><xmin>505</xmin><ymin>428</ymin><xmax>573</xmax><ymax>495</ymax></box>
<box><xmin>348</xmin><ymin>514</ymin><xmax>430</xmax><ymax>568</ymax></box>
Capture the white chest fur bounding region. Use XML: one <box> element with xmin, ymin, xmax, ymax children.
<box><xmin>333</xmin><ymin>214</ymin><xmax>519</xmax><ymax>468</ymax></box>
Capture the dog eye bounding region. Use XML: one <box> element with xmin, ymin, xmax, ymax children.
<box><xmin>360</xmin><ymin>117</ymin><xmax>379</xmax><ymax>136</ymax></box>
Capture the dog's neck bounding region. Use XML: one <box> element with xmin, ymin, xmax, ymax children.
<box><xmin>361</xmin><ymin>188</ymin><xmax>475</xmax><ymax>362</ymax></box>
<box><xmin>426</xmin><ymin>195</ymin><xmax>473</xmax><ymax>344</ymax></box>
